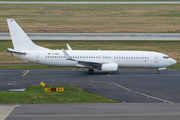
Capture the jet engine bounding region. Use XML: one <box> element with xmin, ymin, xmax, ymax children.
<box><xmin>101</xmin><ymin>63</ymin><xmax>118</xmax><ymax>72</ymax></box>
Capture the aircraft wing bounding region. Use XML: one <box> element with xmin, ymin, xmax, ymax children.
<box><xmin>62</xmin><ymin>49</ymin><xmax>106</xmax><ymax>68</ymax></box>
<box><xmin>75</xmin><ymin>60</ymin><xmax>102</xmax><ymax>68</ymax></box>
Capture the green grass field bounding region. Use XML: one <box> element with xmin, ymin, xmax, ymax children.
<box><xmin>0</xmin><ymin>65</ymin><xmax>78</xmax><ymax>69</ymax></box>
<box><xmin>0</xmin><ymin>85</ymin><xmax>119</xmax><ymax>103</ymax></box>
<box><xmin>0</xmin><ymin>4</ymin><xmax>180</xmax><ymax>33</ymax></box>
<box><xmin>0</xmin><ymin>65</ymin><xmax>53</xmax><ymax>69</ymax></box>
<box><xmin>167</xmin><ymin>64</ymin><xmax>180</xmax><ymax>69</ymax></box>
<box><xmin>0</xmin><ymin>0</ymin><xmax>179</xmax><ymax>1</ymax></box>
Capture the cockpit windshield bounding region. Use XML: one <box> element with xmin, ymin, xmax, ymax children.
<box><xmin>163</xmin><ymin>56</ymin><xmax>170</xmax><ymax>59</ymax></box>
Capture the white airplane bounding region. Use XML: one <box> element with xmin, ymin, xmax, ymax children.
<box><xmin>7</xmin><ymin>19</ymin><xmax>177</xmax><ymax>74</ymax></box>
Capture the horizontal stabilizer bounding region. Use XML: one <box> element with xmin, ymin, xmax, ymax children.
<box><xmin>7</xmin><ymin>48</ymin><xmax>26</xmax><ymax>54</ymax></box>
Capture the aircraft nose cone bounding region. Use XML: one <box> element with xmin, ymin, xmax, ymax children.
<box><xmin>171</xmin><ymin>59</ymin><xmax>177</xmax><ymax>65</ymax></box>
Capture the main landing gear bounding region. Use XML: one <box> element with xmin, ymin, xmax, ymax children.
<box><xmin>157</xmin><ymin>67</ymin><xmax>166</xmax><ymax>74</ymax></box>
<box><xmin>88</xmin><ymin>68</ymin><xmax>94</xmax><ymax>74</ymax></box>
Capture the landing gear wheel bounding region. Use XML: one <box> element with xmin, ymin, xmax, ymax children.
<box><xmin>157</xmin><ymin>70</ymin><xmax>161</xmax><ymax>74</ymax></box>
<box><xmin>88</xmin><ymin>69</ymin><xmax>94</xmax><ymax>74</ymax></box>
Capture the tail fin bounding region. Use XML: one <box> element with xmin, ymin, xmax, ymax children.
<box><xmin>7</xmin><ymin>19</ymin><xmax>49</xmax><ymax>51</ymax></box>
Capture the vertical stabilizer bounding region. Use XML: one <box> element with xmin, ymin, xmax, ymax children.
<box><xmin>7</xmin><ymin>19</ymin><xmax>49</xmax><ymax>51</ymax></box>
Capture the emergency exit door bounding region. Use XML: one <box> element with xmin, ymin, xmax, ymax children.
<box><xmin>154</xmin><ymin>54</ymin><xmax>158</xmax><ymax>63</ymax></box>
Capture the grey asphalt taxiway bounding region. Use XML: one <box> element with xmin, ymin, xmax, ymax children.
<box><xmin>1</xmin><ymin>69</ymin><xmax>180</xmax><ymax>103</ymax></box>
<box><xmin>1</xmin><ymin>69</ymin><xmax>180</xmax><ymax>120</ymax></box>
<box><xmin>1</xmin><ymin>33</ymin><xmax>180</xmax><ymax>40</ymax></box>
<box><xmin>4</xmin><ymin>103</ymin><xmax>180</xmax><ymax>120</ymax></box>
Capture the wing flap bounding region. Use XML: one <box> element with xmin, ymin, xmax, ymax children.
<box><xmin>76</xmin><ymin>60</ymin><xmax>102</xmax><ymax>67</ymax></box>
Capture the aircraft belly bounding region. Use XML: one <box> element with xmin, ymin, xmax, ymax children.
<box><xmin>151</xmin><ymin>63</ymin><xmax>163</xmax><ymax>68</ymax></box>
<box><xmin>60</xmin><ymin>61</ymin><xmax>76</xmax><ymax>67</ymax></box>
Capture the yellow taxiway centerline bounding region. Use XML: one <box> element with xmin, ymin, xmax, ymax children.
<box><xmin>22</xmin><ymin>70</ymin><xmax>29</xmax><ymax>76</ymax></box>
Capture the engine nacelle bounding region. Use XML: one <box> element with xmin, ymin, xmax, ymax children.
<box><xmin>101</xmin><ymin>63</ymin><xmax>118</xmax><ymax>72</ymax></box>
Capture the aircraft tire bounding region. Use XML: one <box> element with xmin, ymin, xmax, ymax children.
<box><xmin>157</xmin><ymin>70</ymin><xmax>160</xmax><ymax>74</ymax></box>
<box><xmin>88</xmin><ymin>69</ymin><xmax>94</xmax><ymax>74</ymax></box>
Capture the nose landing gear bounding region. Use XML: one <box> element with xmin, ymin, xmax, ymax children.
<box><xmin>157</xmin><ymin>67</ymin><xmax>166</xmax><ymax>74</ymax></box>
<box><xmin>157</xmin><ymin>70</ymin><xmax>161</xmax><ymax>74</ymax></box>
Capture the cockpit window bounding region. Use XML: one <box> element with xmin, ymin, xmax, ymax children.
<box><xmin>163</xmin><ymin>56</ymin><xmax>170</xmax><ymax>59</ymax></box>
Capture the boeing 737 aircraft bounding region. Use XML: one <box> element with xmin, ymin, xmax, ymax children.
<box><xmin>7</xmin><ymin>19</ymin><xmax>177</xmax><ymax>74</ymax></box>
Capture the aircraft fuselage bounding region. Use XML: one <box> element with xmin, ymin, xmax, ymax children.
<box><xmin>13</xmin><ymin>50</ymin><xmax>176</xmax><ymax>68</ymax></box>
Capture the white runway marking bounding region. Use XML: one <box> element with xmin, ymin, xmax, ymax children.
<box><xmin>112</xmin><ymin>83</ymin><xmax>174</xmax><ymax>104</ymax></box>
<box><xmin>93</xmin><ymin>81</ymin><xmax>174</xmax><ymax>103</ymax></box>
<box><xmin>9</xmin><ymin>89</ymin><xmax>26</xmax><ymax>91</ymax></box>
<box><xmin>168</xmin><ymin>69</ymin><xmax>177</xmax><ymax>71</ymax></box>
<box><xmin>7</xmin><ymin>83</ymin><xmax>18</xmax><ymax>85</ymax></box>
<box><xmin>0</xmin><ymin>106</ymin><xmax>16</xmax><ymax>120</ymax></box>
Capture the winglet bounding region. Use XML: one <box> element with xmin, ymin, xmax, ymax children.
<box><xmin>66</xmin><ymin>44</ymin><xmax>72</xmax><ymax>50</ymax></box>
<box><xmin>62</xmin><ymin>49</ymin><xmax>74</xmax><ymax>61</ymax></box>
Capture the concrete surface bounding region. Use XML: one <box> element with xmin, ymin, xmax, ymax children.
<box><xmin>4</xmin><ymin>103</ymin><xmax>180</xmax><ymax>120</ymax></box>
<box><xmin>0</xmin><ymin>106</ymin><xmax>15</xmax><ymax>120</ymax></box>
<box><xmin>1</xmin><ymin>33</ymin><xmax>180</xmax><ymax>40</ymax></box>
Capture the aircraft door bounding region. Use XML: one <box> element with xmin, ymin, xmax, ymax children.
<box><xmin>36</xmin><ymin>53</ymin><xmax>40</xmax><ymax>62</ymax></box>
<box><xmin>154</xmin><ymin>54</ymin><xmax>158</xmax><ymax>63</ymax></box>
